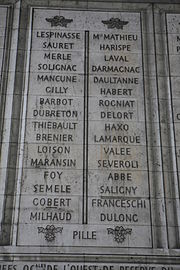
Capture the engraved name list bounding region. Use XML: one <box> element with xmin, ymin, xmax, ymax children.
<box><xmin>16</xmin><ymin>9</ymin><xmax>152</xmax><ymax>248</ymax></box>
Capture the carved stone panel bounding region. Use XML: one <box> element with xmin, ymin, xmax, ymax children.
<box><xmin>16</xmin><ymin>8</ymin><xmax>152</xmax><ymax>248</ymax></box>
<box><xmin>87</xmin><ymin>13</ymin><xmax>151</xmax><ymax>247</ymax></box>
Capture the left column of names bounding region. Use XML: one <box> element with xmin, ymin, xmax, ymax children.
<box><xmin>17</xmin><ymin>9</ymin><xmax>85</xmax><ymax>245</ymax></box>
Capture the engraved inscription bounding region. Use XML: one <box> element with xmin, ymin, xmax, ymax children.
<box><xmin>17</xmin><ymin>10</ymin><xmax>85</xmax><ymax>245</ymax></box>
<box><xmin>88</xmin><ymin>12</ymin><xmax>151</xmax><ymax>247</ymax></box>
<box><xmin>0</xmin><ymin>262</ymin><xmax>177</xmax><ymax>270</ymax></box>
<box><xmin>17</xmin><ymin>9</ymin><xmax>152</xmax><ymax>248</ymax></box>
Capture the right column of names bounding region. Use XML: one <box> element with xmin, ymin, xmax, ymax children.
<box><xmin>88</xmin><ymin>12</ymin><xmax>152</xmax><ymax>247</ymax></box>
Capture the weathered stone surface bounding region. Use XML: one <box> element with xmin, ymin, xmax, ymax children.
<box><xmin>1</xmin><ymin>0</ymin><xmax>180</xmax><ymax>268</ymax></box>
<box><xmin>14</xmin><ymin>8</ymin><xmax>153</xmax><ymax>248</ymax></box>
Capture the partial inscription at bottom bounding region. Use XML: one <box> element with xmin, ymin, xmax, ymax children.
<box><xmin>38</xmin><ymin>225</ymin><xmax>63</xmax><ymax>242</ymax></box>
<box><xmin>0</xmin><ymin>262</ymin><xmax>176</xmax><ymax>270</ymax></box>
<box><xmin>107</xmin><ymin>226</ymin><xmax>132</xmax><ymax>243</ymax></box>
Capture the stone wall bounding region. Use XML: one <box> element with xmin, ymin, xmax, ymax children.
<box><xmin>0</xmin><ymin>0</ymin><xmax>180</xmax><ymax>268</ymax></box>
